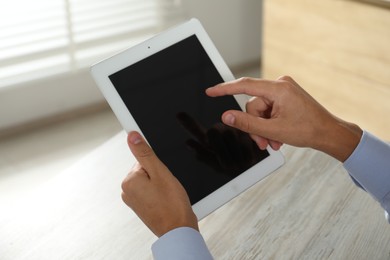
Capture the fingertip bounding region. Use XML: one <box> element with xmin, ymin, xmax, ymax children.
<box><xmin>205</xmin><ymin>86</ymin><xmax>217</xmax><ymax>97</ymax></box>
<box><xmin>128</xmin><ymin>131</ymin><xmax>143</xmax><ymax>145</ymax></box>
<box><xmin>252</xmin><ymin>135</ymin><xmax>268</xmax><ymax>150</ymax></box>
<box><xmin>222</xmin><ymin>112</ymin><xmax>236</xmax><ymax>126</ymax></box>
<box><xmin>259</xmin><ymin>141</ymin><xmax>269</xmax><ymax>151</ymax></box>
<box><xmin>270</xmin><ymin>141</ymin><xmax>283</xmax><ymax>151</ymax></box>
<box><xmin>127</xmin><ymin>132</ymin><xmax>158</xmax><ymax>169</ymax></box>
<box><xmin>205</xmin><ymin>81</ymin><xmax>228</xmax><ymax>97</ymax></box>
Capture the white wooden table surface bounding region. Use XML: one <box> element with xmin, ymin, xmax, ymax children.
<box><xmin>1</xmin><ymin>131</ymin><xmax>389</xmax><ymax>259</ymax></box>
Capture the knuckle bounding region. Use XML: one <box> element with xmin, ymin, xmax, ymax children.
<box><xmin>277</xmin><ymin>75</ymin><xmax>293</xmax><ymax>82</ymax></box>
<box><xmin>236</xmin><ymin>77</ymin><xmax>256</xmax><ymax>94</ymax></box>
<box><xmin>120</xmin><ymin>191</ymin><xmax>128</xmax><ymax>203</ymax></box>
<box><xmin>245</xmin><ymin>97</ymin><xmax>257</xmax><ymax>112</ymax></box>
<box><xmin>245</xmin><ymin>118</ymin><xmax>253</xmax><ymax>133</ymax></box>
<box><xmin>121</xmin><ymin>164</ymin><xmax>149</xmax><ymax>194</ymax></box>
<box><xmin>237</xmin><ymin>76</ymin><xmax>254</xmax><ymax>85</ymax></box>
<box><xmin>121</xmin><ymin>170</ymin><xmax>139</xmax><ymax>192</ymax></box>
<box><xmin>245</xmin><ymin>101</ymin><xmax>250</xmax><ymax>112</ymax></box>
<box><xmin>276</xmin><ymin>76</ymin><xmax>295</xmax><ymax>95</ymax></box>
<box><xmin>121</xmin><ymin>176</ymin><xmax>132</xmax><ymax>193</ymax></box>
<box><xmin>136</xmin><ymin>146</ymin><xmax>154</xmax><ymax>158</ymax></box>
<box><xmin>236</xmin><ymin>114</ymin><xmax>251</xmax><ymax>133</ymax></box>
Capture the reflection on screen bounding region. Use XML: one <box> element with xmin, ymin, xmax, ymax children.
<box><xmin>109</xmin><ymin>35</ymin><xmax>269</xmax><ymax>204</ymax></box>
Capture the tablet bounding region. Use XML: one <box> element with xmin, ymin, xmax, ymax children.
<box><xmin>90</xmin><ymin>18</ymin><xmax>284</xmax><ymax>220</ymax></box>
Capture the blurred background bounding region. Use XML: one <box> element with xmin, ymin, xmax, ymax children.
<box><xmin>0</xmin><ymin>0</ymin><xmax>389</xmax><ymax>202</ymax></box>
<box><xmin>0</xmin><ymin>0</ymin><xmax>262</xmax><ymax>132</ymax></box>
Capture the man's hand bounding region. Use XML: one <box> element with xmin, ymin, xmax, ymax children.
<box><xmin>206</xmin><ymin>76</ymin><xmax>363</xmax><ymax>162</ymax></box>
<box><xmin>121</xmin><ymin>131</ymin><xmax>199</xmax><ymax>237</ymax></box>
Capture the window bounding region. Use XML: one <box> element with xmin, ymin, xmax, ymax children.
<box><xmin>0</xmin><ymin>0</ymin><xmax>185</xmax><ymax>88</ymax></box>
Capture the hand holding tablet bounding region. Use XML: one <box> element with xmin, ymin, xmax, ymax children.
<box><xmin>91</xmin><ymin>18</ymin><xmax>284</xmax><ymax>220</ymax></box>
<box><xmin>122</xmin><ymin>131</ymin><xmax>199</xmax><ymax>237</ymax></box>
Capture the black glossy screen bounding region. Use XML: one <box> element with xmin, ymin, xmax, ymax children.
<box><xmin>109</xmin><ymin>35</ymin><xmax>269</xmax><ymax>204</ymax></box>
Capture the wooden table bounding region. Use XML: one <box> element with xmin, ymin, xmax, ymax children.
<box><xmin>1</xmin><ymin>131</ymin><xmax>389</xmax><ymax>259</ymax></box>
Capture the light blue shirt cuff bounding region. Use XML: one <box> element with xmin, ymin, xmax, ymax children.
<box><xmin>343</xmin><ymin>131</ymin><xmax>390</xmax><ymax>215</ymax></box>
<box><xmin>152</xmin><ymin>227</ymin><xmax>213</xmax><ymax>260</ymax></box>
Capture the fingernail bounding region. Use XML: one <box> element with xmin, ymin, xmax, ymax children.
<box><xmin>224</xmin><ymin>113</ymin><xmax>235</xmax><ymax>125</ymax></box>
<box><xmin>129</xmin><ymin>133</ymin><xmax>142</xmax><ymax>144</ymax></box>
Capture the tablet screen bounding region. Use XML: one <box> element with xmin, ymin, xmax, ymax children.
<box><xmin>109</xmin><ymin>35</ymin><xmax>269</xmax><ymax>204</ymax></box>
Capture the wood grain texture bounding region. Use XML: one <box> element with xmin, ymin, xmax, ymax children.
<box><xmin>201</xmin><ymin>147</ymin><xmax>390</xmax><ymax>259</ymax></box>
<box><xmin>262</xmin><ymin>0</ymin><xmax>390</xmax><ymax>140</ymax></box>
<box><xmin>1</xmin><ymin>131</ymin><xmax>389</xmax><ymax>259</ymax></box>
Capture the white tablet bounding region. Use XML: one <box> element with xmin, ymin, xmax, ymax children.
<box><xmin>91</xmin><ymin>18</ymin><xmax>284</xmax><ymax>220</ymax></box>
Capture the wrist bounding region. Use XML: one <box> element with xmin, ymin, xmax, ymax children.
<box><xmin>157</xmin><ymin>211</ymin><xmax>199</xmax><ymax>237</ymax></box>
<box><xmin>314</xmin><ymin>117</ymin><xmax>363</xmax><ymax>162</ymax></box>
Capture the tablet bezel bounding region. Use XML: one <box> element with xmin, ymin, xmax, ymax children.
<box><xmin>91</xmin><ymin>18</ymin><xmax>284</xmax><ymax>220</ymax></box>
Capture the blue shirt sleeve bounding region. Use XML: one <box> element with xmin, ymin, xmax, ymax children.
<box><xmin>152</xmin><ymin>227</ymin><xmax>213</xmax><ymax>260</ymax></box>
<box><xmin>343</xmin><ymin>131</ymin><xmax>390</xmax><ymax>220</ymax></box>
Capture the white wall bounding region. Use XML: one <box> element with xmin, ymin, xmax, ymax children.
<box><xmin>182</xmin><ymin>0</ymin><xmax>262</xmax><ymax>67</ymax></box>
<box><xmin>0</xmin><ymin>1</ymin><xmax>262</xmax><ymax>131</ymax></box>
<box><xmin>0</xmin><ymin>70</ymin><xmax>103</xmax><ymax>129</ymax></box>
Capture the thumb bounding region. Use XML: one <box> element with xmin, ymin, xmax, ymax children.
<box><xmin>221</xmin><ymin>110</ymin><xmax>278</xmax><ymax>141</ymax></box>
<box><xmin>127</xmin><ymin>131</ymin><xmax>166</xmax><ymax>176</ymax></box>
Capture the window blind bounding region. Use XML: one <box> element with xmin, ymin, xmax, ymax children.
<box><xmin>0</xmin><ymin>0</ymin><xmax>185</xmax><ymax>88</ymax></box>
